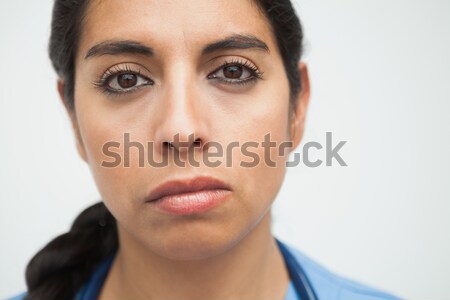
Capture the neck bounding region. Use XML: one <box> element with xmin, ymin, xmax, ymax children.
<box><xmin>99</xmin><ymin>211</ymin><xmax>290</xmax><ymax>300</ymax></box>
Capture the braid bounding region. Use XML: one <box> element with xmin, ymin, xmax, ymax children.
<box><xmin>24</xmin><ymin>202</ymin><xmax>118</xmax><ymax>300</ymax></box>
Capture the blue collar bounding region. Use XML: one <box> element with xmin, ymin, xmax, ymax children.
<box><xmin>75</xmin><ymin>251</ymin><xmax>116</xmax><ymax>300</ymax></box>
<box><xmin>76</xmin><ymin>239</ymin><xmax>317</xmax><ymax>300</ymax></box>
<box><xmin>276</xmin><ymin>239</ymin><xmax>318</xmax><ymax>300</ymax></box>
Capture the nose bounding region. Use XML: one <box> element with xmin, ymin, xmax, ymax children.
<box><xmin>153</xmin><ymin>64</ymin><xmax>208</xmax><ymax>156</ymax></box>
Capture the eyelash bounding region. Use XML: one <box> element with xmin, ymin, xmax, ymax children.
<box><xmin>92</xmin><ymin>64</ymin><xmax>153</xmax><ymax>97</ymax></box>
<box><xmin>207</xmin><ymin>58</ymin><xmax>264</xmax><ymax>85</ymax></box>
<box><xmin>93</xmin><ymin>59</ymin><xmax>264</xmax><ymax>97</ymax></box>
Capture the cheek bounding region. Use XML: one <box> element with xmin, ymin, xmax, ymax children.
<box><xmin>221</xmin><ymin>81</ymin><xmax>292</xmax><ymax>216</ymax></box>
<box><xmin>73</xmin><ymin>87</ymin><xmax>150</xmax><ymax>221</ymax></box>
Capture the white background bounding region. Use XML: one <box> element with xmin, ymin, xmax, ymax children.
<box><xmin>1</xmin><ymin>1</ymin><xmax>449</xmax><ymax>299</ymax></box>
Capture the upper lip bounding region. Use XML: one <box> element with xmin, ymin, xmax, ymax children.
<box><xmin>145</xmin><ymin>176</ymin><xmax>231</xmax><ymax>202</ymax></box>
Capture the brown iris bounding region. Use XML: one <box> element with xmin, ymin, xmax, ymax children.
<box><xmin>117</xmin><ymin>74</ymin><xmax>137</xmax><ymax>89</ymax></box>
<box><xmin>223</xmin><ymin>65</ymin><xmax>243</xmax><ymax>79</ymax></box>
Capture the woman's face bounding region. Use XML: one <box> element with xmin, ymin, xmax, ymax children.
<box><xmin>67</xmin><ymin>0</ymin><xmax>307</xmax><ymax>260</ymax></box>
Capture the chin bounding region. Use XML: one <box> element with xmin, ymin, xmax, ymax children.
<box><xmin>146</xmin><ymin>223</ymin><xmax>246</xmax><ymax>261</ymax></box>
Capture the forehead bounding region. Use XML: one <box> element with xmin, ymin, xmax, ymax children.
<box><xmin>78</xmin><ymin>0</ymin><xmax>275</xmax><ymax>59</ymax></box>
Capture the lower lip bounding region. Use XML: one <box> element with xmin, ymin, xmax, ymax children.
<box><xmin>148</xmin><ymin>189</ymin><xmax>231</xmax><ymax>215</ymax></box>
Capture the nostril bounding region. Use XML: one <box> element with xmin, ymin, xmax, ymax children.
<box><xmin>163</xmin><ymin>141</ymin><xmax>174</xmax><ymax>149</ymax></box>
<box><xmin>193</xmin><ymin>138</ymin><xmax>202</xmax><ymax>148</ymax></box>
<box><xmin>162</xmin><ymin>138</ymin><xmax>202</xmax><ymax>151</ymax></box>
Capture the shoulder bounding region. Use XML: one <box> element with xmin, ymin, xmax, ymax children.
<box><xmin>283</xmin><ymin>242</ymin><xmax>402</xmax><ymax>300</ymax></box>
<box><xmin>5</xmin><ymin>291</ymin><xmax>27</xmax><ymax>300</ymax></box>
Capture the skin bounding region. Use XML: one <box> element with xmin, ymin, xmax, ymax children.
<box><xmin>58</xmin><ymin>0</ymin><xmax>310</xmax><ymax>299</ymax></box>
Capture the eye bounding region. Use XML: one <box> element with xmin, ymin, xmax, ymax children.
<box><xmin>217</xmin><ymin>65</ymin><xmax>250</xmax><ymax>80</ymax></box>
<box><xmin>93</xmin><ymin>64</ymin><xmax>154</xmax><ymax>96</ymax></box>
<box><xmin>108</xmin><ymin>73</ymin><xmax>151</xmax><ymax>91</ymax></box>
<box><xmin>207</xmin><ymin>59</ymin><xmax>263</xmax><ymax>85</ymax></box>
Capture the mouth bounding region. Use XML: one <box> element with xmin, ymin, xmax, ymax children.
<box><xmin>145</xmin><ymin>176</ymin><xmax>232</xmax><ymax>215</ymax></box>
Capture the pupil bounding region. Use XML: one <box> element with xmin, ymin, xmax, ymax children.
<box><xmin>118</xmin><ymin>74</ymin><xmax>137</xmax><ymax>88</ymax></box>
<box><xmin>223</xmin><ymin>65</ymin><xmax>243</xmax><ymax>79</ymax></box>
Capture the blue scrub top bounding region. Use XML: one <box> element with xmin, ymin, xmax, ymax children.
<box><xmin>7</xmin><ymin>239</ymin><xmax>400</xmax><ymax>300</ymax></box>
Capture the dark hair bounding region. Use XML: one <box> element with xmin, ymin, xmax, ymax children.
<box><xmin>24</xmin><ymin>1</ymin><xmax>304</xmax><ymax>299</ymax></box>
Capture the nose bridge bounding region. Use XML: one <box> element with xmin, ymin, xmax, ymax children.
<box><xmin>153</xmin><ymin>60</ymin><xmax>206</xmax><ymax>152</ymax></box>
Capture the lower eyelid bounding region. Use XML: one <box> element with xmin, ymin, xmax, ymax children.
<box><xmin>210</xmin><ymin>76</ymin><xmax>259</xmax><ymax>87</ymax></box>
<box><xmin>102</xmin><ymin>84</ymin><xmax>151</xmax><ymax>97</ymax></box>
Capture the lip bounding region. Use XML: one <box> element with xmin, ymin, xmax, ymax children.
<box><xmin>145</xmin><ymin>176</ymin><xmax>232</xmax><ymax>215</ymax></box>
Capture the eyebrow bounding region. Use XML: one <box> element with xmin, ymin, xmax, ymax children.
<box><xmin>85</xmin><ymin>40</ymin><xmax>154</xmax><ymax>59</ymax></box>
<box><xmin>202</xmin><ymin>34</ymin><xmax>270</xmax><ymax>55</ymax></box>
<box><xmin>84</xmin><ymin>34</ymin><xmax>269</xmax><ymax>60</ymax></box>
